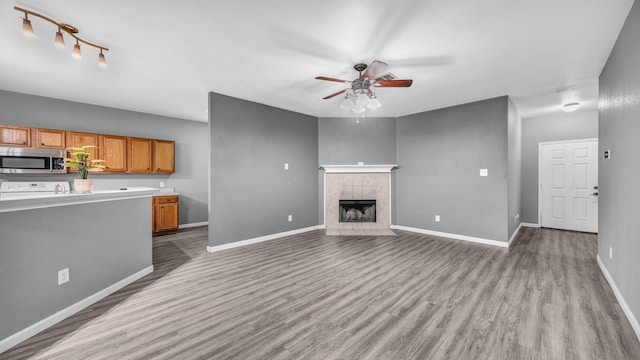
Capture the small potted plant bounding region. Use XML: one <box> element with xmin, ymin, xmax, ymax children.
<box><xmin>62</xmin><ymin>145</ymin><xmax>106</xmax><ymax>193</ymax></box>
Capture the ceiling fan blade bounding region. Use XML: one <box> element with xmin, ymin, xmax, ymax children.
<box><xmin>322</xmin><ymin>88</ymin><xmax>348</xmax><ymax>100</ymax></box>
<box><xmin>375</xmin><ymin>72</ymin><xmax>398</xmax><ymax>81</ymax></box>
<box><xmin>363</xmin><ymin>60</ymin><xmax>388</xmax><ymax>80</ymax></box>
<box><xmin>315</xmin><ymin>76</ymin><xmax>351</xmax><ymax>84</ymax></box>
<box><xmin>373</xmin><ymin>79</ymin><xmax>413</xmax><ymax>87</ymax></box>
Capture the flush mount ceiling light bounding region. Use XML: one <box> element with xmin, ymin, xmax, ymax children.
<box><xmin>562</xmin><ymin>102</ymin><xmax>580</xmax><ymax>112</ymax></box>
<box><xmin>14</xmin><ymin>6</ymin><xmax>109</xmax><ymax>68</ymax></box>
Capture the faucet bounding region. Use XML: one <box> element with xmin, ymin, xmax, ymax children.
<box><xmin>54</xmin><ymin>183</ymin><xmax>65</xmax><ymax>194</ymax></box>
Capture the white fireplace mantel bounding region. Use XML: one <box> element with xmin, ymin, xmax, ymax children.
<box><xmin>320</xmin><ymin>164</ymin><xmax>398</xmax><ymax>173</ymax></box>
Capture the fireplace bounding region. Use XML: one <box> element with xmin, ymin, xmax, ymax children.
<box><xmin>339</xmin><ymin>200</ymin><xmax>376</xmax><ymax>223</ymax></box>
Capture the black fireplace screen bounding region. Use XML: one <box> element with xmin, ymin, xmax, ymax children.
<box><xmin>339</xmin><ymin>200</ymin><xmax>376</xmax><ymax>223</ymax></box>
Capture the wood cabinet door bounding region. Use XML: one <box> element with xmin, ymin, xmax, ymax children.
<box><xmin>128</xmin><ymin>137</ymin><xmax>152</xmax><ymax>173</ymax></box>
<box><xmin>153</xmin><ymin>140</ymin><xmax>175</xmax><ymax>173</ymax></box>
<box><xmin>155</xmin><ymin>202</ymin><xmax>179</xmax><ymax>232</ymax></box>
<box><xmin>0</xmin><ymin>125</ymin><xmax>30</xmax><ymax>146</ymax></box>
<box><xmin>66</xmin><ymin>132</ymin><xmax>99</xmax><ymax>155</ymax></box>
<box><xmin>99</xmin><ymin>135</ymin><xmax>127</xmax><ymax>172</ymax></box>
<box><xmin>34</xmin><ymin>128</ymin><xmax>65</xmax><ymax>149</ymax></box>
<box><xmin>66</xmin><ymin>132</ymin><xmax>99</xmax><ymax>173</ymax></box>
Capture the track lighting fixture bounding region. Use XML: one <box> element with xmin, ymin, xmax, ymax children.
<box><xmin>14</xmin><ymin>6</ymin><xmax>109</xmax><ymax>68</ymax></box>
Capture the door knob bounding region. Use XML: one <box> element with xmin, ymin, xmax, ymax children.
<box><xmin>592</xmin><ymin>192</ymin><xmax>599</xmax><ymax>196</ymax></box>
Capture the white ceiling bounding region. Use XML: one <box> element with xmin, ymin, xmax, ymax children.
<box><xmin>0</xmin><ymin>0</ymin><xmax>634</xmax><ymax>122</ymax></box>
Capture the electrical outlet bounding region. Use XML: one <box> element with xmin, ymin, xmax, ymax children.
<box><xmin>288</xmin><ymin>215</ymin><xmax>292</xmax><ymax>222</ymax></box>
<box><xmin>480</xmin><ymin>169</ymin><xmax>488</xmax><ymax>176</ymax></box>
<box><xmin>435</xmin><ymin>215</ymin><xmax>440</xmax><ymax>222</ymax></box>
<box><xmin>160</xmin><ymin>181</ymin><xmax>165</xmax><ymax>188</ymax></box>
<box><xmin>58</xmin><ymin>268</ymin><xmax>69</xmax><ymax>285</ymax></box>
<box><xmin>609</xmin><ymin>246</ymin><xmax>613</xmax><ymax>259</ymax></box>
<box><xmin>284</xmin><ymin>163</ymin><xmax>289</xmax><ymax>170</ymax></box>
<box><xmin>515</xmin><ymin>213</ymin><xmax>520</xmax><ymax>220</ymax></box>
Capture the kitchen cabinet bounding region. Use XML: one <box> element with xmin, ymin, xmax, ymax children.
<box><xmin>0</xmin><ymin>125</ymin><xmax>30</xmax><ymax>146</ymax></box>
<box><xmin>128</xmin><ymin>137</ymin><xmax>153</xmax><ymax>173</ymax></box>
<box><xmin>153</xmin><ymin>140</ymin><xmax>175</xmax><ymax>173</ymax></box>
<box><xmin>0</xmin><ymin>124</ymin><xmax>175</xmax><ymax>175</ymax></box>
<box><xmin>153</xmin><ymin>195</ymin><xmax>179</xmax><ymax>235</ymax></box>
<box><xmin>66</xmin><ymin>132</ymin><xmax>99</xmax><ymax>158</ymax></box>
<box><xmin>99</xmin><ymin>135</ymin><xmax>127</xmax><ymax>172</ymax></box>
<box><xmin>33</xmin><ymin>128</ymin><xmax>65</xmax><ymax>149</ymax></box>
<box><xmin>66</xmin><ymin>132</ymin><xmax>99</xmax><ymax>174</ymax></box>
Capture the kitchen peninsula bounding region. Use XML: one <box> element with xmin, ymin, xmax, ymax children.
<box><xmin>0</xmin><ymin>188</ymin><xmax>155</xmax><ymax>351</ymax></box>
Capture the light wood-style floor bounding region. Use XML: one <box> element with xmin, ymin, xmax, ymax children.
<box><xmin>2</xmin><ymin>227</ymin><xmax>639</xmax><ymax>359</ymax></box>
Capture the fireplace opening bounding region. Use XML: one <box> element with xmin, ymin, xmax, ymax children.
<box><xmin>339</xmin><ymin>200</ymin><xmax>376</xmax><ymax>223</ymax></box>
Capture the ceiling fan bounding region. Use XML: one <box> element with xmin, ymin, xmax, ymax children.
<box><xmin>315</xmin><ymin>60</ymin><xmax>413</xmax><ymax>113</ymax></box>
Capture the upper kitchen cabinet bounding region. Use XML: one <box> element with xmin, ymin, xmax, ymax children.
<box><xmin>153</xmin><ymin>140</ymin><xmax>175</xmax><ymax>173</ymax></box>
<box><xmin>128</xmin><ymin>137</ymin><xmax>153</xmax><ymax>173</ymax></box>
<box><xmin>99</xmin><ymin>135</ymin><xmax>127</xmax><ymax>172</ymax></box>
<box><xmin>33</xmin><ymin>128</ymin><xmax>65</xmax><ymax>149</ymax></box>
<box><xmin>0</xmin><ymin>125</ymin><xmax>31</xmax><ymax>146</ymax></box>
<box><xmin>66</xmin><ymin>132</ymin><xmax>99</xmax><ymax>159</ymax></box>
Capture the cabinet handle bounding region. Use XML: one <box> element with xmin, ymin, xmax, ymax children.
<box><xmin>41</xmin><ymin>143</ymin><xmax>45</xmax><ymax>146</ymax></box>
<box><xmin>22</xmin><ymin>141</ymin><xmax>27</xmax><ymax>144</ymax></box>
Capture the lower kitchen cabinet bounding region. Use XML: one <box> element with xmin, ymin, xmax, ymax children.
<box><xmin>153</xmin><ymin>195</ymin><xmax>179</xmax><ymax>236</ymax></box>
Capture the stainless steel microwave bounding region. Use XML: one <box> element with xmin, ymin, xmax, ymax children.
<box><xmin>0</xmin><ymin>147</ymin><xmax>66</xmax><ymax>174</ymax></box>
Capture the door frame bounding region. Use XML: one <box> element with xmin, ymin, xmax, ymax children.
<box><xmin>537</xmin><ymin>138</ymin><xmax>598</xmax><ymax>228</ymax></box>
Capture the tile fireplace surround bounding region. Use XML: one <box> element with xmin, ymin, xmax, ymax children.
<box><xmin>321</xmin><ymin>165</ymin><xmax>397</xmax><ymax>236</ymax></box>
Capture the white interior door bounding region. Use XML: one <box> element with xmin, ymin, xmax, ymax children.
<box><xmin>539</xmin><ymin>139</ymin><xmax>598</xmax><ymax>233</ymax></box>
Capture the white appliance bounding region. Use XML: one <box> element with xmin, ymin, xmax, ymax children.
<box><xmin>0</xmin><ymin>181</ymin><xmax>71</xmax><ymax>198</ymax></box>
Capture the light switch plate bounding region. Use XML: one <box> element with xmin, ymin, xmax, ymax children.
<box><xmin>480</xmin><ymin>169</ymin><xmax>488</xmax><ymax>176</ymax></box>
<box><xmin>284</xmin><ymin>163</ymin><xmax>289</xmax><ymax>170</ymax></box>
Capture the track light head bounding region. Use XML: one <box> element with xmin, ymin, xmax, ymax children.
<box><xmin>54</xmin><ymin>29</ymin><xmax>65</xmax><ymax>48</ymax></box>
<box><xmin>98</xmin><ymin>51</ymin><xmax>107</xmax><ymax>68</ymax></box>
<box><xmin>22</xmin><ymin>16</ymin><xmax>35</xmax><ymax>37</ymax></box>
<box><xmin>72</xmin><ymin>41</ymin><xmax>82</xmax><ymax>59</ymax></box>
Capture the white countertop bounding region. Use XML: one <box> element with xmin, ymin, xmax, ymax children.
<box><xmin>0</xmin><ymin>187</ymin><xmax>177</xmax><ymax>213</ymax></box>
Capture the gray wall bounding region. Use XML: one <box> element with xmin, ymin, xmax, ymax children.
<box><xmin>0</xmin><ymin>90</ymin><xmax>209</xmax><ymax>226</ymax></box>
<box><xmin>507</xmin><ymin>98</ymin><xmax>522</xmax><ymax>239</ymax></box>
<box><xmin>208</xmin><ymin>92</ymin><xmax>318</xmax><ymax>247</ymax></box>
<box><xmin>0</xmin><ymin>197</ymin><xmax>151</xmax><ymax>342</ymax></box>
<box><xmin>520</xmin><ymin>110</ymin><xmax>599</xmax><ymax>224</ymax></box>
<box><xmin>318</xmin><ymin>117</ymin><xmax>397</xmax><ymax>224</ymax></box>
<box><xmin>396</xmin><ymin>96</ymin><xmax>510</xmax><ymax>242</ymax></box>
<box><xmin>598</xmin><ymin>0</ymin><xmax>640</xmax><ymax>330</ymax></box>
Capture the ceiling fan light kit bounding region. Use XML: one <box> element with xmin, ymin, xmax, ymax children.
<box><xmin>316</xmin><ymin>60</ymin><xmax>413</xmax><ymax>114</ymax></box>
<box><xmin>14</xmin><ymin>6</ymin><xmax>109</xmax><ymax>68</ymax></box>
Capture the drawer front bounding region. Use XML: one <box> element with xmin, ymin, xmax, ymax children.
<box><xmin>154</xmin><ymin>196</ymin><xmax>178</xmax><ymax>204</ymax></box>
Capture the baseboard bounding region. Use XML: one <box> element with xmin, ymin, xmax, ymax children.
<box><xmin>0</xmin><ymin>265</ymin><xmax>154</xmax><ymax>354</ymax></box>
<box><xmin>508</xmin><ymin>223</ymin><xmax>523</xmax><ymax>247</ymax></box>
<box><xmin>206</xmin><ymin>225</ymin><xmax>323</xmax><ymax>253</ymax></box>
<box><xmin>596</xmin><ymin>255</ymin><xmax>640</xmax><ymax>342</ymax></box>
<box><xmin>521</xmin><ymin>222</ymin><xmax>540</xmax><ymax>228</ymax></box>
<box><xmin>390</xmin><ymin>225</ymin><xmax>509</xmax><ymax>248</ymax></box>
<box><xmin>179</xmin><ymin>221</ymin><xmax>208</xmax><ymax>229</ymax></box>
